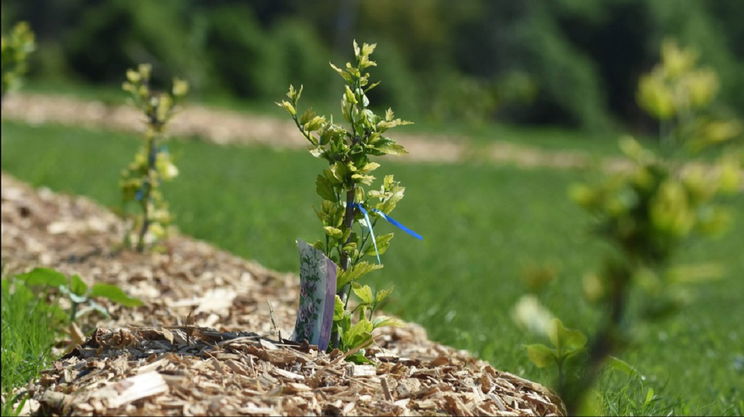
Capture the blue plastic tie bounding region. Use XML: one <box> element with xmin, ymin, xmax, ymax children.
<box><xmin>371</xmin><ymin>209</ymin><xmax>423</xmax><ymax>240</ymax></box>
<box><xmin>351</xmin><ymin>203</ymin><xmax>381</xmax><ymax>264</ymax></box>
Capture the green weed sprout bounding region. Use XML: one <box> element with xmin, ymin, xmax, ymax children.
<box><xmin>15</xmin><ymin>267</ymin><xmax>142</xmax><ymax>323</ymax></box>
<box><xmin>515</xmin><ymin>39</ymin><xmax>743</xmax><ymax>414</ymax></box>
<box><xmin>1</xmin><ymin>21</ymin><xmax>35</xmax><ymax>100</ymax></box>
<box><xmin>278</xmin><ymin>41</ymin><xmax>417</xmax><ymax>356</ymax></box>
<box><xmin>120</xmin><ymin>64</ymin><xmax>188</xmax><ymax>252</ymax></box>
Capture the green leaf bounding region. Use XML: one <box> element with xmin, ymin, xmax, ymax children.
<box><xmin>372</xmin><ymin>141</ymin><xmax>407</xmax><ymax>155</ymax></box>
<box><xmin>15</xmin><ymin>267</ymin><xmax>67</xmax><ymax>287</ymax></box>
<box><xmin>372</xmin><ymin>316</ymin><xmax>402</xmax><ymax>329</ymax></box>
<box><xmin>375</xmin><ymin>286</ymin><xmax>394</xmax><ymax>304</ymax></box>
<box><xmin>365</xmin><ymin>233</ymin><xmax>393</xmax><ymax>257</ymax></box>
<box><xmin>299</xmin><ymin>109</ymin><xmax>316</xmax><ymax>125</ymax></box>
<box><xmin>607</xmin><ymin>356</ymin><xmax>643</xmax><ymax>379</ymax></box>
<box><xmin>359</xmin><ymin>162</ymin><xmax>380</xmax><ymax>173</ymax></box>
<box><xmin>346</xmin><ymin>351</ymin><xmax>374</xmax><ymax>364</ymax></box>
<box><xmin>316</xmin><ymin>175</ymin><xmax>336</xmax><ymax>201</ymax></box>
<box><xmin>276</xmin><ymin>100</ymin><xmax>296</xmax><ymax>116</ymax></box>
<box><xmin>324</xmin><ymin>226</ymin><xmax>343</xmax><ymax>239</ymax></box>
<box><xmin>337</xmin><ymin>262</ymin><xmax>383</xmax><ymax>289</ymax></box>
<box><xmin>90</xmin><ymin>283</ymin><xmax>143</xmax><ymax>307</ymax></box>
<box><xmin>342</xmin><ymin>318</ymin><xmax>373</xmax><ymax>350</ymax></box>
<box><xmin>352</xmin><ymin>285</ymin><xmax>374</xmax><ymax>305</ymax></box>
<box><xmin>351</xmin><ymin>173</ymin><xmax>375</xmax><ymax>186</ymax></box>
<box><xmin>333</xmin><ymin>295</ymin><xmax>345</xmax><ymax>321</ymax></box>
<box><xmin>525</xmin><ymin>344</ymin><xmax>556</xmax><ymax>368</ymax></box>
<box><xmin>548</xmin><ymin>318</ymin><xmax>587</xmax><ymax>353</ymax></box>
<box><xmin>69</xmin><ymin>274</ymin><xmax>88</xmax><ymax>296</ymax></box>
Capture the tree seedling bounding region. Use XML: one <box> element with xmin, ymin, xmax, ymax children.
<box><xmin>15</xmin><ymin>267</ymin><xmax>142</xmax><ymax>323</ymax></box>
<box><xmin>514</xmin><ymin>39</ymin><xmax>743</xmax><ymax>415</ymax></box>
<box><xmin>279</xmin><ymin>41</ymin><xmax>421</xmax><ymax>358</ymax></box>
<box><xmin>120</xmin><ymin>63</ymin><xmax>188</xmax><ymax>252</ymax></box>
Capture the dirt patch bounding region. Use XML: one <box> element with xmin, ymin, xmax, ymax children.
<box><xmin>2</xmin><ymin>92</ymin><xmax>598</xmax><ymax>169</ymax></box>
<box><xmin>1</xmin><ymin>173</ymin><xmax>564</xmax><ymax>416</ymax></box>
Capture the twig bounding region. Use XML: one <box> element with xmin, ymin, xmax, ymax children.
<box><xmin>267</xmin><ymin>300</ymin><xmax>282</xmax><ymax>341</ymax></box>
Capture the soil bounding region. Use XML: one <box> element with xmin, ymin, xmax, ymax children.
<box><xmin>1</xmin><ymin>173</ymin><xmax>564</xmax><ymax>416</ymax></box>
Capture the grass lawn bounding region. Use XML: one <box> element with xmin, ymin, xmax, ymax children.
<box><xmin>21</xmin><ymin>78</ymin><xmax>628</xmax><ymax>157</ymax></box>
<box><xmin>1</xmin><ymin>120</ymin><xmax>743</xmax><ymax>415</ymax></box>
<box><xmin>1</xmin><ymin>278</ymin><xmax>65</xmax><ymax>415</ymax></box>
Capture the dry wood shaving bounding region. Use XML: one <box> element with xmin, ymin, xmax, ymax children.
<box><xmin>1</xmin><ymin>173</ymin><xmax>565</xmax><ymax>416</ymax></box>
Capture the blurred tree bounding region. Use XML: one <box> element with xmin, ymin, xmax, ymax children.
<box><xmin>2</xmin><ymin>0</ymin><xmax>742</xmax><ymax>133</ymax></box>
<box><xmin>271</xmin><ymin>18</ymin><xmax>334</xmax><ymax>101</ymax></box>
<box><xmin>201</xmin><ymin>5</ymin><xmax>281</xmax><ymax>98</ymax></box>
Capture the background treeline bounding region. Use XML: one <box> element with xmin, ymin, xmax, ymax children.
<box><xmin>2</xmin><ymin>0</ymin><xmax>743</xmax><ymax>133</ymax></box>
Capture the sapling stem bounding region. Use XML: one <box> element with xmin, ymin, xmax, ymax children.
<box><xmin>338</xmin><ymin>187</ymin><xmax>357</xmax><ymax>292</ymax></box>
<box><xmin>563</xmin><ymin>273</ymin><xmax>629</xmax><ymax>414</ymax></box>
<box><xmin>135</xmin><ymin>136</ymin><xmax>157</xmax><ymax>252</ymax></box>
<box><xmin>69</xmin><ymin>301</ymin><xmax>79</xmax><ymax>322</ymax></box>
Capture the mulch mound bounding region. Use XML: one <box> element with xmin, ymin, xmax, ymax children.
<box><xmin>1</xmin><ymin>173</ymin><xmax>564</xmax><ymax>416</ymax></box>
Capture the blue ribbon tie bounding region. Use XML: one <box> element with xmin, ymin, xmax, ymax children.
<box><xmin>371</xmin><ymin>209</ymin><xmax>424</xmax><ymax>240</ymax></box>
<box><xmin>349</xmin><ymin>202</ymin><xmax>423</xmax><ymax>264</ymax></box>
<box><xmin>351</xmin><ymin>203</ymin><xmax>381</xmax><ymax>264</ymax></box>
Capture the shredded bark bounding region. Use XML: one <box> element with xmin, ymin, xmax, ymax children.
<box><xmin>1</xmin><ymin>172</ymin><xmax>564</xmax><ymax>416</ymax></box>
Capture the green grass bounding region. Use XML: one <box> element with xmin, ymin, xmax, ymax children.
<box><xmin>1</xmin><ymin>278</ymin><xmax>65</xmax><ymax>415</ymax></box>
<box><xmin>2</xmin><ymin>120</ymin><xmax>743</xmax><ymax>415</ymax></box>
<box><xmin>21</xmin><ymin>78</ymin><xmax>628</xmax><ymax>157</ymax></box>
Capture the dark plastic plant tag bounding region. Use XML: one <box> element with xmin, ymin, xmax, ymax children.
<box><xmin>291</xmin><ymin>240</ymin><xmax>337</xmax><ymax>351</ymax></box>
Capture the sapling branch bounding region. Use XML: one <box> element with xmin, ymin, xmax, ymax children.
<box><xmin>135</xmin><ymin>136</ymin><xmax>157</xmax><ymax>252</ymax></box>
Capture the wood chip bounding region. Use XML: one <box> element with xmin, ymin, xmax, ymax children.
<box><xmin>352</xmin><ymin>364</ymin><xmax>377</xmax><ymax>377</ymax></box>
<box><xmin>2</xmin><ymin>173</ymin><xmax>565</xmax><ymax>416</ymax></box>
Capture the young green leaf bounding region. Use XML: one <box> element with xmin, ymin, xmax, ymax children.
<box><xmin>375</xmin><ymin>286</ymin><xmax>394</xmax><ymax>304</ymax></box>
<box><xmin>342</xmin><ymin>318</ymin><xmax>374</xmax><ymax>349</ymax></box>
<box><xmin>372</xmin><ymin>316</ymin><xmax>402</xmax><ymax>329</ymax></box>
<box><xmin>607</xmin><ymin>356</ymin><xmax>643</xmax><ymax>379</ymax></box>
<box><xmin>525</xmin><ymin>344</ymin><xmax>557</xmax><ymax>368</ymax></box>
<box><xmin>15</xmin><ymin>268</ymin><xmax>67</xmax><ymax>287</ymax></box>
<box><xmin>548</xmin><ymin>318</ymin><xmax>587</xmax><ymax>353</ymax></box>
<box><xmin>69</xmin><ymin>274</ymin><xmax>88</xmax><ymax>297</ymax></box>
<box><xmin>90</xmin><ymin>283</ymin><xmax>143</xmax><ymax>307</ymax></box>
<box><xmin>337</xmin><ymin>262</ymin><xmax>384</xmax><ymax>289</ymax></box>
<box><xmin>352</xmin><ymin>285</ymin><xmax>374</xmax><ymax>305</ymax></box>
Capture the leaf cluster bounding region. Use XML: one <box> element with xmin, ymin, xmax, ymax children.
<box><xmin>571</xmin><ymin>137</ymin><xmax>738</xmax><ymax>265</ymax></box>
<box><xmin>14</xmin><ymin>267</ymin><xmax>143</xmax><ymax>323</ymax></box>
<box><xmin>637</xmin><ymin>39</ymin><xmax>742</xmax><ymax>153</ymax></box>
<box><xmin>120</xmin><ymin>64</ymin><xmax>188</xmax><ymax>251</ymax></box>
<box><xmin>278</xmin><ymin>41</ymin><xmax>413</xmax><ymax>353</ymax></box>
<box><xmin>332</xmin><ymin>289</ymin><xmax>400</xmax><ymax>363</ymax></box>
<box><xmin>0</xmin><ymin>21</ymin><xmax>35</xmax><ymax>98</ymax></box>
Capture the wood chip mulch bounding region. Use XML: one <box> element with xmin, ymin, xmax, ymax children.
<box><xmin>1</xmin><ymin>172</ymin><xmax>564</xmax><ymax>416</ymax></box>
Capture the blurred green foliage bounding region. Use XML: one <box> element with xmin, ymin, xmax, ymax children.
<box><xmin>515</xmin><ymin>39</ymin><xmax>743</xmax><ymax>414</ymax></box>
<box><xmin>120</xmin><ymin>63</ymin><xmax>188</xmax><ymax>252</ymax></box>
<box><xmin>2</xmin><ymin>0</ymin><xmax>743</xmax><ymax>131</ymax></box>
<box><xmin>1</xmin><ymin>21</ymin><xmax>34</xmax><ymax>98</ymax></box>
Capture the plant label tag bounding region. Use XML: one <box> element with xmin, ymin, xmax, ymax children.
<box><xmin>291</xmin><ymin>240</ymin><xmax>337</xmax><ymax>351</ymax></box>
